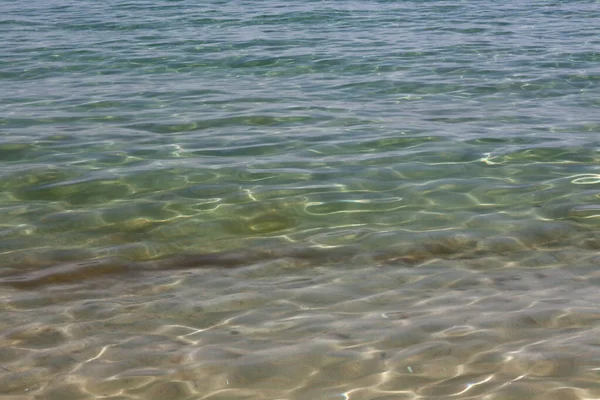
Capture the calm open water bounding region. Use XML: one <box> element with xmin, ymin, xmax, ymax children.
<box><xmin>2</xmin><ymin>0</ymin><xmax>600</xmax><ymax>398</ymax></box>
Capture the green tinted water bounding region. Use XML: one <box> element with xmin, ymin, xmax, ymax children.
<box><xmin>1</xmin><ymin>0</ymin><xmax>600</xmax><ymax>398</ymax></box>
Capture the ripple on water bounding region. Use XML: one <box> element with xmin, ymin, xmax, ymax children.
<box><xmin>2</xmin><ymin>0</ymin><xmax>600</xmax><ymax>398</ymax></box>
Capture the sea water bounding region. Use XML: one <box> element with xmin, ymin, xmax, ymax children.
<box><xmin>1</xmin><ymin>0</ymin><xmax>600</xmax><ymax>398</ymax></box>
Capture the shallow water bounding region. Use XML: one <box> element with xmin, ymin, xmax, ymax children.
<box><xmin>1</xmin><ymin>0</ymin><xmax>600</xmax><ymax>398</ymax></box>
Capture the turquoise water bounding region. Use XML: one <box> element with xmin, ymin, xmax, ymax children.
<box><xmin>2</xmin><ymin>0</ymin><xmax>600</xmax><ymax>398</ymax></box>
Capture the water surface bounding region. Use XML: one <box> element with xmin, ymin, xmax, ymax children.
<box><xmin>1</xmin><ymin>0</ymin><xmax>600</xmax><ymax>398</ymax></box>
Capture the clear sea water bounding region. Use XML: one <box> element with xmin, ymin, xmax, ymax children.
<box><xmin>1</xmin><ymin>0</ymin><xmax>600</xmax><ymax>398</ymax></box>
